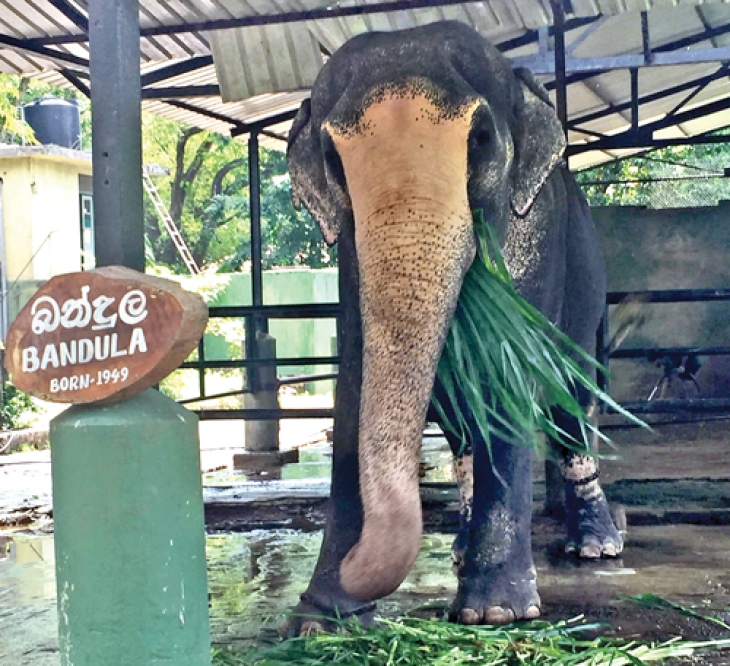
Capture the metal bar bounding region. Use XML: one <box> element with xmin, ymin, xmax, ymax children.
<box><xmin>89</xmin><ymin>0</ymin><xmax>144</xmax><ymax>271</ymax></box>
<box><xmin>551</xmin><ymin>1</ymin><xmax>568</xmax><ymax>137</ymax></box>
<box><xmin>47</xmin><ymin>0</ymin><xmax>89</xmax><ymax>33</ymax></box>
<box><xmin>180</xmin><ymin>356</ymin><xmax>340</xmax><ymax>370</ymax></box>
<box><xmin>178</xmin><ymin>389</ymin><xmax>248</xmax><ymax>405</ymax></box>
<box><xmin>194</xmin><ymin>408</ymin><xmax>334</xmax><ymax>420</ymax></box>
<box><xmin>607</xmin><ymin>288</ymin><xmax>730</xmax><ymax>304</ymax></box>
<box><xmin>565</xmin><ymin>15</ymin><xmax>607</xmax><ymax>56</ymax></box>
<box><xmin>545</xmin><ymin>20</ymin><xmax>730</xmax><ymax>88</ymax></box>
<box><xmin>611</xmin><ymin>346</ymin><xmax>730</xmax><ymax>360</ymax></box>
<box><xmin>249</xmin><ymin>131</ymin><xmax>263</xmax><ymax>310</ymax></box>
<box><xmin>515</xmin><ymin>45</ymin><xmax>730</xmax><ymax>75</ymax></box>
<box><xmin>230</xmin><ymin>109</ymin><xmax>299</xmax><ymax>137</ymax></box>
<box><xmin>161</xmin><ymin>100</ymin><xmax>247</xmax><ymax>131</ymax></box>
<box><xmin>641</xmin><ymin>11</ymin><xmax>652</xmax><ymax>65</ymax></box>
<box><xmin>596</xmin><ymin>308</ymin><xmax>609</xmax><ymax>395</ymax></box>
<box><xmin>0</xmin><ymin>34</ymin><xmax>88</xmax><ymax>68</ymax></box>
<box><xmin>569</xmin><ymin>96</ymin><xmax>730</xmax><ymax>154</ymax></box>
<box><xmin>497</xmin><ymin>15</ymin><xmax>602</xmax><ymax>54</ymax></box>
<box><xmin>569</xmin><ymin>133</ymin><xmax>730</xmax><ymax>155</ymax></box>
<box><xmin>116</xmin><ymin>1</ymin><xmax>492</xmax><ymax>39</ymax></box>
<box><xmin>142</xmin><ymin>85</ymin><xmax>220</xmax><ymax>99</ymax></box>
<box><xmin>31</xmin><ymin>0</ymin><xmax>484</xmax><ymax>45</ymax></box>
<box><xmin>616</xmin><ymin>398</ymin><xmax>730</xmax><ymax>414</ymax></box>
<box><xmin>208</xmin><ymin>303</ymin><xmax>341</xmax><ymax>319</ymax></box>
<box><xmin>278</xmin><ymin>372</ymin><xmax>339</xmax><ymax>386</ymax></box>
<box><xmin>60</xmin><ymin>69</ymin><xmax>90</xmax><ymax>97</ymax></box>
<box><xmin>141</xmin><ymin>55</ymin><xmax>213</xmax><ymax>87</ymax></box>
<box><xmin>630</xmin><ymin>68</ymin><xmax>639</xmax><ymax>133</ymax></box>
<box><xmin>197</xmin><ymin>337</ymin><xmax>206</xmax><ymax>399</ymax></box>
<box><xmin>570</xmin><ymin>65</ymin><xmax>730</xmax><ymax>128</ymax></box>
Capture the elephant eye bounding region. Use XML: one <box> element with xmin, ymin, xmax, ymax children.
<box><xmin>472</xmin><ymin>127</ymin><xmax>491</xmax><ymax>148</ymax></box>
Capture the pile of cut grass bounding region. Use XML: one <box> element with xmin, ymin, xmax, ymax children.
<box><xmin>211</xmin><ymin>615</ymin><xmax>730</xmax><ymax>665</ymax></box>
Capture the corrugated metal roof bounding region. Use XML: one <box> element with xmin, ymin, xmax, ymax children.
<box><xmin>5</xmin><ymin>1</ymin><xmax>730</xmax><ymax>165</ymax></box>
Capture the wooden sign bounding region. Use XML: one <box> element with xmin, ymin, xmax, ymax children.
<box><xmin>5</xmin><ymin>266</ymin><xmax>208</xmax><ymax>404</ymax></box>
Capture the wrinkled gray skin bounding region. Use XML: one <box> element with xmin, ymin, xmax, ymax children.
<box><xmin>284</xmin><ymin>21</ymin><xmax>622</xmax><ymax>634</ymax></box>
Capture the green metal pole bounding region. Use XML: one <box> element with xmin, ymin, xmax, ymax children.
<box><xmin>50</xmin><ymin>388</ymin><xmax>211</xmax><ymax>666</ymax></box>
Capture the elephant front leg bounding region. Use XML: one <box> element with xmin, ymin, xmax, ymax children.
<box><xmin>448</xmin><ymin>434</ymin><xmax>540</xmax><ymax>625</ymax></box>
<box><xmin>281</xmin><ymin>444</ymin><xmax>377</xmax><ymax>636</ymax></box>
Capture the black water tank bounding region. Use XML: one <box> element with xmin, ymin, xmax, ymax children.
<box><xmin>22</xmin><ymin>97</ymin><xmax>81</xmax><ymax>149</ymax></box>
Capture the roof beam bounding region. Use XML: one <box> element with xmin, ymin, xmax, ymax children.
<box><xmin>29</xmin><ymin>0</ymin><xmax>493</xmax><ymax>46</ymax></box>
<box><xmin>142</xmin><ymin>84</ymin><xmax>220</xmax><ymax>99</ymax></box>
<box><xmin>61</xmin><ymin>68</ymin><xmax>90</xmax><ymax>96</ymax></box>
<box><xmin>230</xmin><ymin>109</ymin><xmax>300</xmax><ymax>137</ymax></box>
<box><xmin>545</xmin><ymin>20</ymin><xmax>730</xmax><ymax>89</ymax></box>
<box><xmin>569</xmin><ymin>64</ymin><xmax>730</xmax><ymax>128</ymax></box>
<box><xmin>568</xmin><ymin>96</ymin><xmax>730</xmax><ymax>154</ymax></box>
<box><xmin>0</xmin><ymin>33</ymin><xmax>88</xmax><ymax>69</ymax></box>
<box><xmin>513</xmin><ymin>44</ymin><xmax>730</xmax><ymax>74</ymax></box>
<box><xmin>46</xmin><ymin>0</ymin><xmax>88</xmax><ymax>33</ymax></box>
<box><xmin>161</xmin><ymin>100</ymin><xmax>247</xmax><ymax>131</ymax></box>
<box><xmin>569</xmin><ymin>132</ymin><xmax>730</xmax><ymax>156</ymax></box>
<box><xmin>140</xmin><ymin>55</ymin><xmax>213</xmax><ymax>87</ymax></box>
<box><xmin>495</xmin><ymin>15</ymin><xmax>602</xmax><ymax>53</ymax></box>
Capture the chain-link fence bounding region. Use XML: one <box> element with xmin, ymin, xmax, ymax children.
<box><xmin>577</xmin><ymin>149</ymin><xmax>730</xmax><ymax>210</ymax></box>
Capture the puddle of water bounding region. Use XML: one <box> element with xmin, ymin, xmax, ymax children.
<box><xmin>3</xmin><ymin>523</ymin><xmax>730</xmax><ymax>664</ymax></box>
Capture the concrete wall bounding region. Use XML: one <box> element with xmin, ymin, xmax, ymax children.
<box><xmin>592</xmin><ymin>203</ymin><xmax>730</xmax><ymax>401</ymax></box>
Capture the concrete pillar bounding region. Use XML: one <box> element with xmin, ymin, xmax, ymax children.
<box><xmin>50</xmin><ymin>389</ymin><xmax>211</xmax><ymax>666</ymax></box>
<box><xmin>244</xmin><ymin>331</ymin><xmax>279</xmax><ymax>453</ymax></box>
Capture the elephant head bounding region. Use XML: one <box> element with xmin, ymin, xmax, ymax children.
<box><xmin>287</xmin><ymin>21</ymin><xmax>565</xmax><ymax>602</ymax></box>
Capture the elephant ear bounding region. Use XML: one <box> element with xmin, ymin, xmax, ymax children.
<box><xmin>287</xmin><ymin>98</ymin><xmax>350</xmax><ymax>245</ymax></box>
<box><xmin>510</xmin><ymin>68</ymin><xmax>566</xmax><ymax>218</ymax></box>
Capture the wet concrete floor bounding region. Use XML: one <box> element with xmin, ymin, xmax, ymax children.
<box><xmin>2</xmin><ymin>418</ymin><xmax>730</xmax><ymax>664</ymax></box>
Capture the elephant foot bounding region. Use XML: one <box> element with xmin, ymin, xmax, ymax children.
<box><xmin>449</xmin><ymin>562</ymin><xmax>541</xmax><ymax>625</ymax></box>
<box><xmin>564</xmin><ymin>483</ymin><xmax>624</xmax><ymax>559</ymax></box>
<box><xmin>281</xmin><ymin>591</ymin><xmax>376</xmax><ymax>637</ymax></box>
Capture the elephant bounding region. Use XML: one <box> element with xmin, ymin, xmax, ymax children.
<box><xmin>284</xmin><ymin>20</ymin><xmax>622</xmax><ymax>632</ymax></box>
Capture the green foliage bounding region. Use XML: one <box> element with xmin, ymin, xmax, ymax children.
<box><xmin>1</xmin><ymin>382</ymin><xmax>40</xmax><ymax>430</ymax></box>
<box><xmin>212</xmin><ymin>614</ymin><xmax>730</xmax><ymax>665</ymax></box>
<box><xmin>433</xmin><ymin>212</ymin><xmax>644</xmax><ymax>459</ymax></box>
<box><xmin>142</xmin><ymin>114</ymin><xmax>334</xmax><ymax>273</ymax></box>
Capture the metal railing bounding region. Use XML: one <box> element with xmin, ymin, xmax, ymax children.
<box><xmin>599</xmin><ymin>288</ymin><xmax>730</xmax><ymax>415</ymax></box>
<box><xmin>179</xmin><ymin>288</ymin><xmax>730</xmax><ymax>421</ymax></box>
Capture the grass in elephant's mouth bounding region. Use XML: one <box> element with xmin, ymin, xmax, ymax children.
<box><xmin>433</xmin><ymin>211</ymin><xmax>646</xmax><ymax>459</ymax></box>
<box><xmin>211</xmin><ymin>615</ymin><xmax>730</xmax><ymax>665</ymax></box>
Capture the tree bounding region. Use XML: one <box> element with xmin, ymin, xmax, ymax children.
<box><xmin>142</xmin><ymin>113</ymin><xmax>335</xmax><ymax>273</ymax></box>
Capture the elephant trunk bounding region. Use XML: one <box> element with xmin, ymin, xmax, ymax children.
<box><xmin>326</xmin><ymin>92</ymin><xmax>479</xmax><ymax>601</ymax></box>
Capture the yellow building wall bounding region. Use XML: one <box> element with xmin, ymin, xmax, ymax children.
<box><xmin>0</xmin><ymin>150</ymin><xmax>92</xmax><ymax>324</ymax></box>
<box><xmin>1</xmin><ymin>154</ymin><xmax>91</xmax><ymax>282</ymax></box>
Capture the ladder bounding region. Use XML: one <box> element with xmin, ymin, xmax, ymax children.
<box><xmin>142</xmin><ymin>168</ymin><xmax>201</xmax><ymax>275</ymax></box>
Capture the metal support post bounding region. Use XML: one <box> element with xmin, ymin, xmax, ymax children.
<box><xmin>551</xmin><ymin>0</ymin><xmax>569</xmax><ymax>139</ymax></box>
<box><xmin>88</xmin><ymin>0</ymin><xmax>145</xmax><ymax>271</ymax></box>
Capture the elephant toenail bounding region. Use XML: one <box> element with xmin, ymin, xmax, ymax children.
<box><xmin>603</xmin><ymin>543</ymin><xmax>617</xmax><ymax>557</ymax></box>
<box><xmin>300</xmin><ymin>621</ymin><xmax>325</xmax><ymax>636</ymax></box>
<box><xmin>485</xmin><ymin>606</ymin><xmax>515</xmax><ymax>625</ymax></box>
<box><xmin>580</xmin><ymin>543</ymin><xmax>601</xmax><ymax>559</ymax></box>
<box><xmin>524</xmin><ymin>605</ymin><xmax>541</xmax><ymax>620</ymax></box>
<box><xmin>459</xmin><ymin>608</ymin><xmax>481</xmax><ymax>625</ymax></box>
